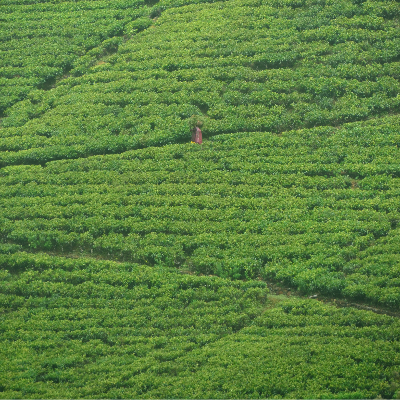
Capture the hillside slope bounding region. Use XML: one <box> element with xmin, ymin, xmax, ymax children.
<box><xmin>1</xmin><ymin>0</ymin><xmax>399</xmax><ymax>165</ymax></box>
<box><xmin>1</xmin><ymin>0</ymin><xmax>400</xmax><ymax>397</ymax></box>
<box><xmin>1</xmin><ymin>116</ymin><xmax>400</xmax><ymax>309</ymax></box>
<box><xmin>1</xmin><ymin>253</ymin><xmax>400</xmax><ymax>398</ymax></box>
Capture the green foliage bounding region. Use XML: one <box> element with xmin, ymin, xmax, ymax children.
<box><xmin>0</xmin><ymin>0</ymin><xmax>399</xmax><ymax>163</ymax></box>
<box><xmin>188</xmin><ymin>114</ymin><xmax>205</xmax><ymax>130</ymax></box>
<box><xmin>1</xmin><ymin>253</ymin><xmax>399</xmax><ymax>398</ymax></box>
<box><xmin>0</xmin><ymin>116</ymin><xmax>399</xmax><ymax>307</ymax></box>
<box><xmin>0</xmin><ymin>0</ymin><xmax>151</xmax><ymax>113</ymax></box>
<box><xmin>124</xmin><ymin>17</ymin><xmax>153</xmax><ymax>35</ymax></box>
<box><xmin>1</xmin><ymin>0</ymin><xmax>400</xmax><ymax>397</ymax></box>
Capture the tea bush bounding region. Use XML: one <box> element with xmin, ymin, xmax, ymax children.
<box><xmin>0</xmin><ymin>253</ymin><xmax>399</xmax><ymax>398</ymax></box>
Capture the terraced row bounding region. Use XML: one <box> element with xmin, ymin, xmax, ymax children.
<box><xmin>1</xmin><ymin>116</ymin><xmax>399</xmax><ymax>308</ymax></box>
<box><xmin>1</xmin><ymin>253</ymin><xmax>399</xmax><ymax>398</ymax></box>
<box><xmin>1</xmin><ymin>0</ymin><xmax>399</xmax><ymax>165</ymax></box>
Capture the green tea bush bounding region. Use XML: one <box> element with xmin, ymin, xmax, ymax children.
<box><xmin>1</xmin><ymin>0</ymin><xmax>400</xmax><ymax>396</ymax></box>
<box><xmin>1</xmin><ymin>117</ymin><xmax>399</xmax><ymax>307</ymax></box>
<box><xmin>0</xmin><ymin>0</ymin><xmax>399</xmax><ymax>163</ymax></box>
<box><xmin>0</xmin><ymin>0</ymin><xmax>151</xmax><ymax>113</ymax></box>
<box><xmin>0</xmin><ymin>253</ymin><xmax>399</xmax><ymax>398</ymax></box>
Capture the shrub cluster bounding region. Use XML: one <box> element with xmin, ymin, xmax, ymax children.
<box><xmin>0</xmin><ymin>253</ymin><xmax>399</xmax><ymax>398</ymax></box>
<box><xmin>1</xmin><ymin>116</ymin><xmax>399</xmax><ymax>307</ymax></box>
<box><xmin>0</xmin><ymin>0</ymin><xmax>399</xmax><ymax>164</ymax></box>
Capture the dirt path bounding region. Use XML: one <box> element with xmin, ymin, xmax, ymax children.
<box><xmin>9</xmin><ymin>249</ymin><xmax>400</xmax><ymax>319</ymax></box>
<box><xmin>266</xmin><ymin>282</ymin><xmax>400</xmax><ymax>318</ymax></box>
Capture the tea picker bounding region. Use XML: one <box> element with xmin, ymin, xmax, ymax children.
<box><xmin>190</xmin><ymin>117</ymin><xmax>203</xmax><ymax>144</ymax></box>
<box><xmin>191</xmin><ymin>125</ymin><xmax>202</xmax><ymax>144</ymax></box>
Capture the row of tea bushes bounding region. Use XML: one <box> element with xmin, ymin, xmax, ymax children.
<box><xmin>1</xmin><ymin>0</ymin><xmax>399</xmax><ymax>165</ymax></box>
<box><xmin>1</xmin><ymin>116</ymin><xmax>399</xmax><ymax>307</ymax></box>
<box><xmin>0</xmin><ymin>0</ymin><xmax>152</xmax><ymax>114</ymax></box>
<box><xmin>0</xmin><ymin>252</ymin><xmax>399</xmax><ymax>398</ymax></box>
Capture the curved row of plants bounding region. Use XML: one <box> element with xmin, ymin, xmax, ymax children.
<box><xmin>0</xmin><ymin>0</ymin><xmax>157</xmax><ymax>115</ymax></box>
<box><xmin>1</xmin><ymin>0</ymin><xmax>399</xmax><ymax>165</ymax></box>
<box><xmin>1</xmin><ymin>0</ymin><xmax>400</xmax><ymax>397</ymax></box>
<box><xmin>1</xmin><ymin>252</ymin><xmax>399</xmax><ymax>398</ymax></box>
<box><xmin>1</xmin><ymin>116</ymin><xmax>399</xmax><ymax>308</ymax></box>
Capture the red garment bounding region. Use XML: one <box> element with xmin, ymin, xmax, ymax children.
<box><xmin>192</xmin><ymin>126</ymin><xmax>202</xmax><ymax>144</ymax></box>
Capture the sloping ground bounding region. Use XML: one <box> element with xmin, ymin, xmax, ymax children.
<box><xmin>1</xmin><ymin>0</ymin><xmax>400</xmax><ymax>397</ymax></box>
<box><xmin>1</xmin><ymin>0</ymin><xmax>399</xmax><ymax>165</ymax></box>
<box><xmin>1</xmin><ymin>253</ymin><xmax>399</xmax><ymax>398</ymax></box>
<box><xmin>1</xmin><ymin>116</ymin><xmax>400</xmax><ymax>308</ymax></box>
<box><xmin>0</xmin><ymin>0</ymin><xmax>152</xmax><ymax>115</ymax></box>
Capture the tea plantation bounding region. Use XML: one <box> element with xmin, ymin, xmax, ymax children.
<box><xmin>0</xmin><ymin>0</ymin><xmax>400</xmax><ymax>397</ymax></box>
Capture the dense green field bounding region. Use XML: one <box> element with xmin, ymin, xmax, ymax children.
<box><xmin>1</xmin><ymin>0</ymin><xmax>399</xmax><ymax>165</ymax></box>
<box><xmin>2</xmin><ymin>116</ymin><xmax>400</xmax><ymax>309</ymax></box>
<box><xmin>0</xmin><ymin>0</ymin><xmax>150</xmax><ymax>114</ymax></box>
<box><xmin>1</xmin><ymin>0</ymin><xmax>400</xmax><ymax>397</ymax></box>
<box><xmin>1</xmin><ymin>253</ymin><xmax>400</xmax><ymax>398</ymax></box>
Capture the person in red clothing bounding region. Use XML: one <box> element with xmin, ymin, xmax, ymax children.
<box><xmin>189</xmin><ymin>115</ymin><xmax>204</xmax><ymax>144</ymax></box>
<box><xmin>191</xmin><ymin>124</ymin><xmax>202</xmax><ymax>144</ymax></box>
